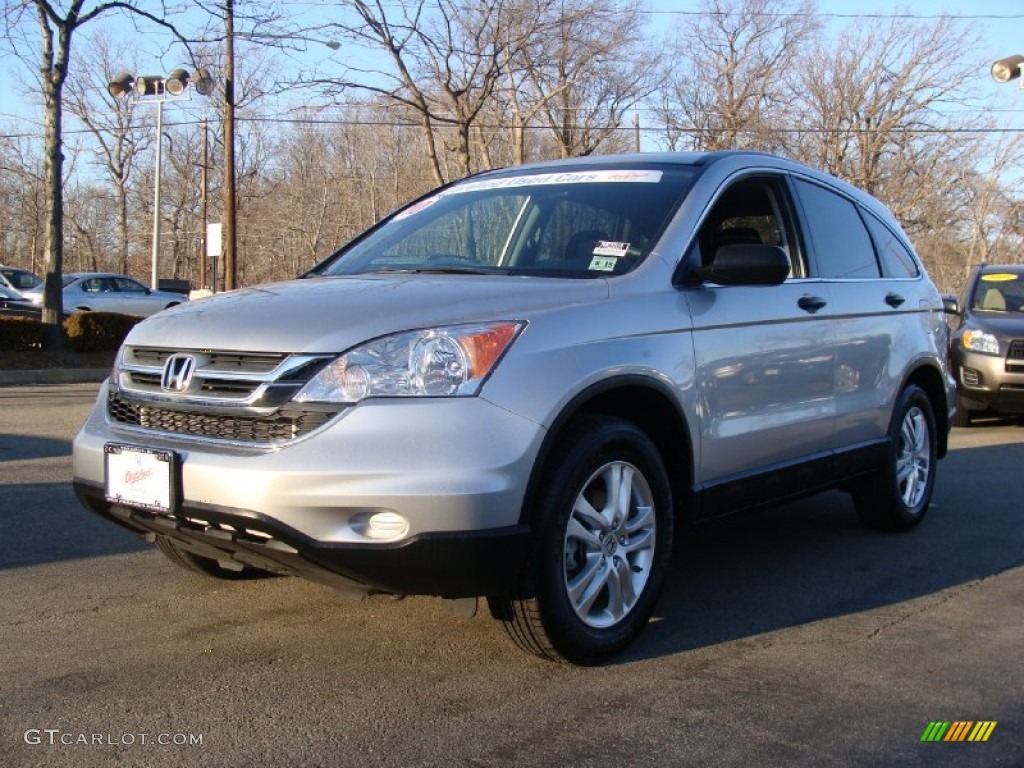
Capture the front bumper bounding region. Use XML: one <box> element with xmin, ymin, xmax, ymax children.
<box><xmin>73</xmin><ymin>381</ymin><xmax>543</xmax><ymax>596</ymax></box>
<box><xmin>953</xmin><ymin>348</ymin><xmax>1024</xmax><ymax>413</ymax></box>
<box><xmin>74</xmin><ymin>482</ymin><xmax>530</xmax><ymax>597</ymax></box>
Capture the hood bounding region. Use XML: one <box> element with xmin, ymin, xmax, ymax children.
<box><xmin>127</xmin><ymin>274</ymin><xmax>609</xmax><ymax>353</ymax></box>
<box><xmin>966</xmin><ymin>311</ymin><xmax>1024</xmax><ymax>337</ymax></box>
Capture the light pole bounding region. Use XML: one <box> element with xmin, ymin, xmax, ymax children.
<box><xmin>108</xmin><ymin>69</ymin><xmax>215</xmax><ymax>289</ymax></box>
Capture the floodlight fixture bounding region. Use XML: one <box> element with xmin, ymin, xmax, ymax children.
<box><xmin>991</xmin><ymin>54</ymin><xmax>1024</xmax><ymax>84</ymax></box>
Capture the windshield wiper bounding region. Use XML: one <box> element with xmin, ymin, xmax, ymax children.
<box><xmin>371</xmin><ymin>266</ymin><xmax>496</xmax><ymax>275</ymax></box>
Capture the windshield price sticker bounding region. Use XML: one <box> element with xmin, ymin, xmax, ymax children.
<box><xmin>593</xmin><ymin>241</ymin><xmax>631</xmax><ymax>257</ymax></box>
<box><xmin>105</xmin><ymin>444</ymin><xmax>174</xmax><ymax>513</ymax></box>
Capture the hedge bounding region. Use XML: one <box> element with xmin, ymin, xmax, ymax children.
<box><xmin>65</xmin><ymin>311</ymin><xmax>144</xmax><ymax>352</ymax></box>
<box><xmin>0</xmin><ymin>311</ymin><xmax>143</xmax><ymax>353</ymax></box>
<box><xmin>0</xmin><ymin>316</ymin><xmax>44</xmax><ymax>351</ymax></box>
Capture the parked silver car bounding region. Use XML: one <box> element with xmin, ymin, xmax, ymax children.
<box><xmin>73</xmin><ymin>152</ymin><xmax>955</xmax><ymax>664</ymax></box>
<box><xmin>62</xmin><ymin>272</ymin><xmax>186</xmax><ymax>317</ymax></box>
<box><xmin>0</xmin><ymin>265</ymin><xmax>43</xmax><ymax>302</ymax></box>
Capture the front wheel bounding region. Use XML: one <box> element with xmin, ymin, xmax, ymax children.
<box><xmin>852</xmin><ymin>384</ymin><xmax>937</xmax><ymax>531</ymax></box>
<box><xmin>489</xmin><ymin>416</ymin><xmax>673</xmax><ymax>664</ymax></box>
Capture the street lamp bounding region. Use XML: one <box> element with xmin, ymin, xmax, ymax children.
<box><xmin>991</xmin><ymin>54</ymin><xmax>1024</xmax><ymax>86</ymax></box>
<box><xmin>107</xmin><ymin>68</ymin><xmax>215</xmax><ymax>289</ymax></box>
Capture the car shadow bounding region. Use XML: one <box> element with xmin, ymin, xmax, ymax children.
<box><xmin>0</xmin><ymin>433</ymin><xmax>72</xmax><ymax>462</ymax></box>
<box><xmin>619</xmin><ymin>439</ymin><xmax>1024</xmax><ymax>664</ymax></box>
<box><xmin>0</xmin><ymin>481</ymin><xmax>148</xmax><ymax>570</ymax></box>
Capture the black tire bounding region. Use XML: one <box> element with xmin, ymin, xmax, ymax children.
<box><xmin>951</xmin><ymin>394</ymin><xmax>973</xmax><ymax>428</ymax></box>
<box><xmin>154</xmin><ymin>535</ymin><xmax>276</xmax><ymax>580</ymax></box>
<box><xmin>489</xmin><ymin>416</ymin><xmax>673</xmax><ymax>665</ymax></box>
<box><xmin>852</xmin><ymin>384</ymin><xmax>936</xmax><ymax>532</ymax></box>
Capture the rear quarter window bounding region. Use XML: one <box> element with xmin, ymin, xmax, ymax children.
<box><xmin>861</xmin><ymin>211</ymin><xmax>920</xmax><ymax>278</ymax></box>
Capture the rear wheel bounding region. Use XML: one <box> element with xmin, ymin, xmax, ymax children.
<box><xmin>852</xmin><ymin>384</ymin><xmax>936</xmax><ymax>531</ymax></box>
<box><xmin>154</xmin><ymin>535</ymin><xmax>277</xmax><ymax>580</ymax></box>
<box><xmin>489</xmin><ymin>416</ymin><xmax>672</xmax><ymax>664</ymax></box>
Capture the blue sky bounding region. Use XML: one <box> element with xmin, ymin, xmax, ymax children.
<box><xmin>1</xmin><ymin>1</ymin><xmax>1022</xmax><ymax>138</ymax></box>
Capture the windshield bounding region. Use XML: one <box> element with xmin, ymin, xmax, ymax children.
<box><xmin>314</xmin><ymin>166</ymin><xmax>696</xmax><ymax>278</ymax></box>
<box><xmin>972</xmin><ymin>272</ymin><xmax>1024</xmax><ymax>313</ymax></box>
<box><xmin>1</xmin><ymin>269</ymin><xmax>41</xmax><ymax>291</ymax></box>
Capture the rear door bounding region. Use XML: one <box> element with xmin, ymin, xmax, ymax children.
<box><xmin>791</xmin><ymin>177</ymin><xmax>917</xmax><ymax>449</ymax></box>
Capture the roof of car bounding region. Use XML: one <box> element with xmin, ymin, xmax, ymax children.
<box><xmin>66</xmin><ymin>272</ymin><xmax>135</xmax><ymax>279</ymax></box>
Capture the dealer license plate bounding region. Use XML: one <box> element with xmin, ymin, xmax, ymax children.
<box><xmin>104</xmin><ymin>443</ymin><xmax>176</xmax><ymax>513</ymax></box>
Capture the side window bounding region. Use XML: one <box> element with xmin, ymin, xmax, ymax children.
<box><xmin>861</xmin><ymin>210</ymin><xmax>920</xmax><ymax>278</ymax></box>
<box><xmin>794</xmin><ymin>179</ymin><xmax>880</xmax><ymax>279</ymax></box>
<box><xmin>696</xmin><ymin>176</ymin><xmax>806</xmax><ymax>277</ymax></box>
<box><xmin>114</xmin><ymin>277</ymin><xmax>147</xmax><ymax>293</ymax></box>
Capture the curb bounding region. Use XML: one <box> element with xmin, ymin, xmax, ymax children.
<box><xmin>0</xmin><ymin>368</ymin><xmax>110</xmax><ymax>387</ymax></box>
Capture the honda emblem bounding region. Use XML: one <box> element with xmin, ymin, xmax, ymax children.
<box><xmin>161</xmin><ymin>354</ymin><xmax>197</xmax><ymax>392</ymax></box>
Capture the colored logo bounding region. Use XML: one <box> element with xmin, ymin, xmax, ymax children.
<box><xmin>921</xmin><ymin>721</ymin><xmax>997</xmax><ymax>742</ymax></box>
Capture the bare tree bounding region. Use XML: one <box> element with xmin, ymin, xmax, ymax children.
<box><xmin>64</xmin><ymin>33</ymin><xmax>151</xmax><ymax>275</ymax></box>
<box><xmin>510</xmin><ymin>0</ymin><xmax>661</xmax><ymax>160</ymax></box>
<box><xmin>311</xmin><ymin>0</ymin><xmax>556</xmax><ymax>185</ymax></box>
<box><xmin>0</xmin><ymin>134</ymin><xmax>48</xmax><ymax>274</ymax></box>
<box><xmin>657</xmin><ymin>0</ymin><xmax>819</xmax><ymax>151</ymax></box>
<box><xmin>788</xmin><ymin>14</ymin><xmax>984</xmax><ymax>197</ymax></box>
<box><xmin>1</xmin><ymin>0</ymin><xmax>187</xmax><ymax>351</ymax></box>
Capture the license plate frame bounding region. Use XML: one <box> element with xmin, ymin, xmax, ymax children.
<box><xmin>104</xmin><ymin>443</ymin><xmax>178</xmax><ymax>513</ymax></box>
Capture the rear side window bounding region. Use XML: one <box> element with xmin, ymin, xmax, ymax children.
<box><xmin>794</xmin><ymin>179</ymin><xmax>880</xmax><ymax>279</ymax></box>
<box><xmin>861</xmin><ymin>211</ymin><xmax>920</xmax><ymax>278</ymax></box>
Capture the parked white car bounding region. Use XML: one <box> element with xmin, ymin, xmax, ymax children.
<box><xmin>62</xmin><ymin>273</ymin><xmax>187</xmax><ymax>317</ymax></box>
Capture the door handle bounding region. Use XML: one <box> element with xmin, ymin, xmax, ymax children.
<box><xmin>885</xmin><ymin>292</ymin><xmax>906</xmax><ymax>308</ymax></box>
<box><xmin>798</xmin><ymin>295</ymin><xmax>828</xmax><ymax>314</ymax></box>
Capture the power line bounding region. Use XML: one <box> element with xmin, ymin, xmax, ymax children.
<box><xmin>5</xmin><ymin>113</ymin><xmax>1024</xmax><ymax>143</ymax></box>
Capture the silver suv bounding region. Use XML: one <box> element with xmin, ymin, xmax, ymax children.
<box><xmin>73</xmin><ymin>152</ymin><xmax>955</xmax><ymax>664</ymax></box>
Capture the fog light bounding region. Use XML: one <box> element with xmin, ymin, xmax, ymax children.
<box><xmin>352</xmin><ymin>511</ymin><xmax>410</xmax><ymax>541</ymax></box>
<box><xmin>960</xmin><ymin>367</ymin><xmax>981</xmax><ymax>387</ymax></box>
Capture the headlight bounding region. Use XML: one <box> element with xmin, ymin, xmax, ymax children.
<box><xmin>294</xmin><ymin>322</ymin><xmax>525</xmax><ymax>404</ymax></box>
<box><xmin>962</xmin><ymin>330</ymin><xmax>1000</xmax><ymax>356</ymax></box>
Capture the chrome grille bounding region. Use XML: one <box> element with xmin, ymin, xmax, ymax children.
<box><xmin>117</xmin><ymin>345</ymin><xmax>329</xmax><ymax>404</ymax></box>
<box><xmin>1007</xmin><ymin>339</ymin><xmax>1024</xmax><ymax>373</ymax></box>
<box><xmin>108</xmin><ymin>389</ymin><xmax>338</xmax><ymax>443</ymax></box>
<box><xmin>109</xmin><ymin>345</ymin><xmax>337</xmax><ymax>444</ymax></box>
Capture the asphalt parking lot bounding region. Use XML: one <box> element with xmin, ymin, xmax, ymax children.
<box><xmin>1</xmin><ymin>383</ymin><xmax>1022</xmax><ymax>767</ymax></box>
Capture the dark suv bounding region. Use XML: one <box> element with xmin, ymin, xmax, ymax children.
<box><xmin>948</xmin><ymin>264</ymin><xmax>1024</xmax><ymax>425</ymax></box>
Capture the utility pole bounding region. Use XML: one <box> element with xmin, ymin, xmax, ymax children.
<box><xmin>151</xmin><ymin>98</ymin><xmax>164</xmax><ymax>289</ymax></box>
<box><xmin>201</xmin><ymin>119</ymin><xmax>209</xmax><ymax>289</ymax></box>
<box><xmin>223</xmin><ymin>0</ymin><xmax>238</xmax><ymax>291</ymax></box>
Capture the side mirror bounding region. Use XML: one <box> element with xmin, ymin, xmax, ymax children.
<box><xmin>688</xmin><ymin>244</ymin><xmax>791</xmax><ymax>286</ymax></box>
<box><xmin>941</xmin><ymin>294</ymin><xmax>960</xmax><ymax>315</ymax></box>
